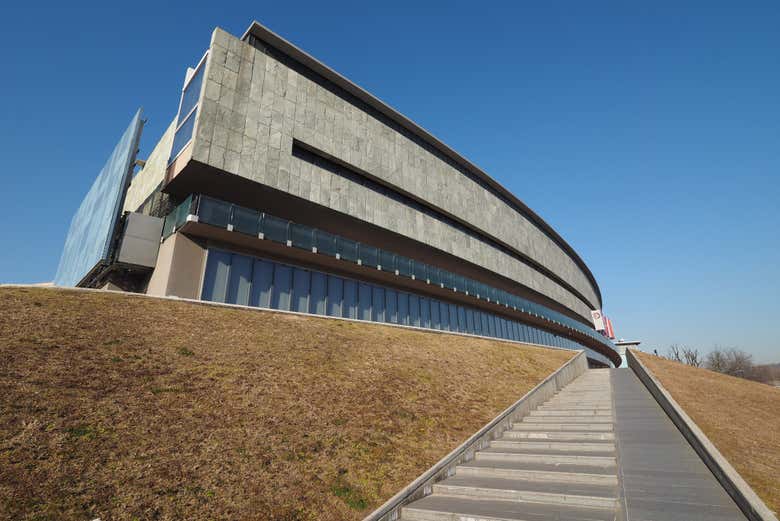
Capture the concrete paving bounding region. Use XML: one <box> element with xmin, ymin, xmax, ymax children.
<box><xmin>399</xmin><ymin>368</ymin><xmax>749</xmax><ymax>520</ymax></box>
<box><xmin>612</xmin><ymin>368</ymin><xmax>747</xmax><ymax>521</ymax></box>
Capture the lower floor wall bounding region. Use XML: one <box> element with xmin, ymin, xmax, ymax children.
<box><xmin>146</xmin><ymin>233</ymin><xmax>206</xmax><ymax>299</ymax></box>
<box><xmin>201</xmin><ymin>247</ymin><xmax>613</xmax><ymax>366</ymax></box>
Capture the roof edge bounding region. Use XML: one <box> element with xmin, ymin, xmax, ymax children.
<box><xmin>239</xmin><ymin>20</ymin><xmax>603</xmax><ymax>308</ymax></box>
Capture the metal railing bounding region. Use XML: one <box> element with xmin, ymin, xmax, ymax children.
<box><xmin>162</xmin><ymin>194</ymin><xmax>618</xmax><ymax>357</ymax></box>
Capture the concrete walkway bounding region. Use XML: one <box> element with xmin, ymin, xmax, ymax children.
<box><xmin>612</xmin><ymin>368</ymin><xmax>747</xmax><ymax>521</ymax></box>
<box><xmin>399</xmin><ymin>368</ymin><xmax>748</xmax><ymax>520</ymax></box>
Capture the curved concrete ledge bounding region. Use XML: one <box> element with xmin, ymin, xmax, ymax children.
<box><xmin>362</xmin><ymin>350</ymin><xmax>589</xmax><ymax>521</ymax></box>
<box><xmin>627</xmin><ymin>349</ymin><xmax>778</xmax><ymax>521</ymax></box>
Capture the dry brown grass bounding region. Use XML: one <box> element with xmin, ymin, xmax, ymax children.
<box><xmin>0</xmin><ymin>287</ymin><xmax>572</xmax><ymax>521</ymax></box>
<box><xmin>635</xmin><ymin>351</ymin><xmax>780</xmax><ymax>515</ymax></box>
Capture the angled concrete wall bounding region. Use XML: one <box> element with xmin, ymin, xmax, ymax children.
<box><xmin>124</xmin><ymin>119</ymin><xmax>176</xmax><ymax>213</ymax></box>
<box><xmin>186</xmin><ymin>27</ymin><xmax>599</xmax><ymax>321</ymax></box>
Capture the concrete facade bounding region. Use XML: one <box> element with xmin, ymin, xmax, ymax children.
<box><xmin>124</xmin><ymin>119</ymin><xmax>176</xmax><ymax>213</ymax></box>
<box><xmin>183</xmin><ymin>26</ymin><xmax>600</xmax><ymax>322</ymax></box>
<box><xmin>146</xmin><ymin>233</ymin><xmax>206</xmax><ymax>299</ymax></box>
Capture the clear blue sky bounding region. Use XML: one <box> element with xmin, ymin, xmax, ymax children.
<box><xmin>1</xmin><ymin>2</ymin><xmax>778</xmax><ymax>362</ymax></box>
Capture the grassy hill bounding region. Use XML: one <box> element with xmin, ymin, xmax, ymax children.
<box><xmin>635</xmin><ymin>351</ymin><xmax>780</xmax><ymax>515</ymax></box>
<box><xmin>0</xmin><ymin>287</ymin><xmax>573</xmax><ymax>521</ymax></box>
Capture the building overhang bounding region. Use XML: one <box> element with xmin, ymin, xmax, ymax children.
<box><xmin>239</xmin><ymin>20</ymin><xmax>603</xmax><ymax>309</ymax></box>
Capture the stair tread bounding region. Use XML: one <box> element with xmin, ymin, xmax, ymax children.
<box><xmin>439</xmin><ymin>476</ymin><xmax>619</xmax><ymax>497</ymax></box>
<box><xmin>401</xmin><ymin>495</ymin><xmax>616</xmax><ymax>520</ymax></box>
<box><xmin>503</xmin><ymin>432</ymin><xmax>615</xmax><ymax>441</ymax></box>
<box><xmin>490</xmin><ymin>444</ymin><xmax>616</xmax><ymax>455</ymax></box>
<box><xmin>459</xmin><ymin>459</ymin><xmax>617</xmax><ymax>475</ymax></box>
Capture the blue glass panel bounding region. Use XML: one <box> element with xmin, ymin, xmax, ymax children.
<box><xmin>263</xmin><ymin>214</ymin><xmax>289</xmax><ymax>243</ymax></box>
<box><xmin>465</xmin><ymin>308</ymin><xmax>475</xmax><ymax>334</ymax></box>
<box><xmin>326</xmin><ymin>275</ymin><xmax>343</xmax><ymax>317</ymax></box>
<box><xmin>55</xmin><ymin>109</ymin><xmax>143</xmax><ymax>287</ymax></box>
<box><xmin>448</xmin><ymin>304</ymin><xmax>459</xmax><ymax>332</ymax></box>
<box><xmin>290</xmin><ymin>223</ymin><xmax>315</xmax><ymax>250</ymax></box>
<box><xmin>343</xmin><ymin>279</ymin><xmax>358</xmax><ymax>319</ymax></box>
<box><xmin>488</xmin><ymin>314</ymin><xmax>497</xmax><ymax>337</ymax></box>
<box><xmin>292</xmin><ymin>267</ymin><xmax>310</xmax><ymax>313</ymax></box>
<box><xmin>199</xmin><ymin>196</ymin><xmax>231</xmax><ymax>228</ymax></box>
<box><xmin>337</xmin><ymin>236</ymin><xmax>359</xmax><ymax>263</ymax></box>
<box><xmin>179</xmin><ymin>63</ymin><xmax>204</xmax><ymax>125</ymax></box>
<box><xmin>440</xmin><ymin>270</ymin><xmax>453</xmax><ymax>290</ymax></box>
<box><xmin>170</xmin><ymin>109</ymin><xmax>197</xmax><ymax>161</ymax></box>
<box><xmin>226</xmin><ymin>254</ymin><xmax>252</xmax><ymax>306</ymax></box>
<box><xmin>379</xmin><ymin>250</ymin><xmax>395</xmax><ymax>272</ymax></box>
<box><xmin>271</xmin><ymin>264</ymin><xmax>292</xmax><ymax>311</ymax></box>
<box><xmin>453</xmin><ymin>274</ymin><xmax>466</xmax><ymax>293</ymax></box>
<box><xmin>419</xmin><ymin>297</ymin><xmax>431</xmax><ymax>328</ymax></box>
<box><xmin>439</xmin><ymin>301</ymin><xmax>450</xmax><ymax>331</ymax></box>
<box><xmin>409</xmin><ymin>294</ymin><xmax>420</xmax><ymax>327</ymax></box>
<box><xmin>201</xmin><ymin>250</ymin><xmax>231</xmax><ymax>303</ymax></box>
<box><xmin>480</xmin><ymin>312</ymin><xmax>489</xmax><ymax>336</ymax></box>
<box><xmin>360</xmin><ymin>244</ymin><xmax>379</xmax><ymax>269</ymax></box>
<box><xmin>385</xmin><ymin>289</ymin><xmax>398</xmax><ymax>323</ymax></box>
<box><xmin>372</xmin><ymin>286</ymin><xmax>386</xmax><ymax>322</ymax></box>
<box><xmin>413</xmin><ymin>260</ymin><xmax>427</xmax><ymax>281</ymax></box>
<box><xmin>473</xmin><ymin>311</ymin><xmax>483</xmax><ymax>335</ymax></box>
<box><xmin>358</xmin><ymin>283</ymin><xmax>372</xmax><ymax>321</ymax></box>
<box><xmin>457</xmin><ymin>306</ymin><xmax>467</xmax><ymax>332</ymax></box>
<box><xmin>310</xmin><ymin>272</ymin><xmax>327</xmax><ymax>315</ymax></box>
<box><xmin>397</xmin><ymin>292</ymin><xmax>409</xmax><ymax>325</ymax></box>
<box><xmin>430</xmin><ymin>299</ymin><xmax>441</xmax><ymax>329</ymax></box>
<box><xmin>250</xmin><ymin>259</ymin><xmax>274</xmax><ymax>308</ymax></box>
<box><xmin>231</xmin><ymin>205</ymin><xmax>260</xmax><ymax>235</ymax></box>
<box><xmin>315</xmin><ymin>230</ymin><xmax>337</xmax><ymax>256</ymax></box>
<box><xmin>429</xmin><ymin>267</ymin><xmax>442</xmax><ymax>287</ymax></box>
<box><xmin>396</xmin><ymin>256</ymin><xmax>412</xmax><ymax>277</ymax></box>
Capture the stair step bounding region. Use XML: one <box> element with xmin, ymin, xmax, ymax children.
<box><xmin>522</xmin><ymin>416</ymin><xmax>613</xmax><ymax>424</ymax></box>
<box><xmin>531</xmin><ymin>409</ymin><xmax>612</xmax><ymax>417</ymax></box>
<box><xmin>457</xmin><ymin>460</ymin><xmax>618</xmax><ymax>485</ymax></box>
<box><xmin>502</xmin><ymin>430</ymin><xmax>615</xmax><ymax>442</ymax></box>
<box><xmin>476</xmin><ymin>450</ymin><xmax>616</xmax><ymax>468</ymax></box>
<box><xmin>491</xmin><ymin>440</ymin><xmax>615</xmax><ymax>453</ymax></box>
<box><xmin>401</xmin><ymin>495</ymin><xmax>616</xmax><ymax>521</ymax></box>
<box><xmin>539</xmin><ymin>403</ymin><xmax>612</xmax><ymax>409</ymax></box>
<box><xmin>512</xmin><ymin>423</ymin><xmax>613</xmax><ymax>432</ymax></box>
<box><xmin>433</xmin><ymin>476</ymin><xmax>619</xmax><ymax>509</ymax></box>
<box><xmin>550</xmin><ymin>391</ymin><xmax>612</xmax><ymax>403</ymax></box>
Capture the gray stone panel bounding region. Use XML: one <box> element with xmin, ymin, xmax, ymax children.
<box><xmin>190</xmin><ymin>27</ymin><xmax>599</xmax><ymax>320</ymax></box>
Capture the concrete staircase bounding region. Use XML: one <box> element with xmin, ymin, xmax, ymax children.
<box><xmin>400</xmin><ymin>369</ymin><xmax>621</xmax><ymax>521</ymax></box>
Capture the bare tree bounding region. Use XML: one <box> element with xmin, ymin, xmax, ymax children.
<box><xmin>667</xmin><ymin>344</ymin><xmax>683</xmax><ymax>362</ymax></box>
<box><xmin>728</xmin><ymin>349</ymin><xmax>754</xmax><ymax>378</ymax></box>
<box><xmin>682</xmin><ymin>346</ymin><xmax>702</xmax><ymax>367</ymax></box>
<box><xmin>705</xmin><ymin>348</ymin><xmax>755</xmax><ymax>378</ymax></box>
<box><xmin>705</xmin><ymin>349</ymin><xmax>728</xmax><ymax>373</ymax></box>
